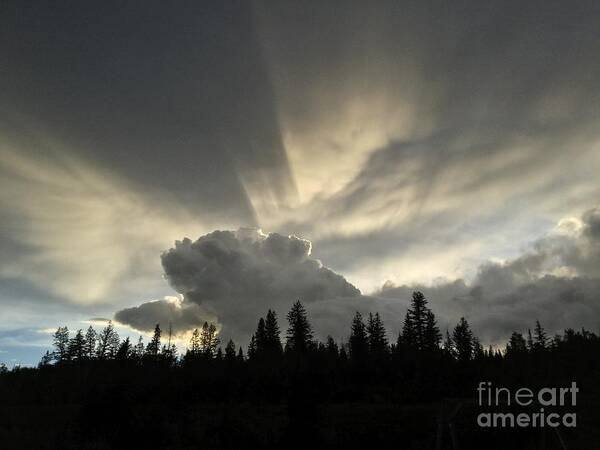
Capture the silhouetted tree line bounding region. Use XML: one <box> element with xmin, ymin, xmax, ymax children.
<box><xmin>28</xmin><ymin>293</ymin><xmax>600</xmax><ymax>395</ymax></box>
<box><xmin>1</xmin><ymin>293</ymin><xmax>599</xmax><ymax>449</ymax></box>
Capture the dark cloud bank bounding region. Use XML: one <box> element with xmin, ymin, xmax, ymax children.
<box><xmin>116</xmin><ymin>208</ymin><xmax>600</xmax><ymax>346</ymax></box>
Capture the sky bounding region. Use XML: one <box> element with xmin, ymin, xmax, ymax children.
<box><xmin>2</xmin><ymin>1</ymin><xmax>600</xmax><ymax>366</ymax></box>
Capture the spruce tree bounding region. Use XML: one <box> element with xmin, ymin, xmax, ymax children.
<box><xmin>472</xmin><ymin>337</ymin><xmax>485</xmax><ymax>360</ymax></box>
<box><xmin>285</xmin><ymin>300</ymin><xmax>313</xmax><ymax>353</ymax></box>
<box><xmin>534</xmin><ymin>320</ymin><xmax>548</xmax><ymax>350</ymax></box>
<box><xmin>526</xmin><ymin>329</ymin><xmax>534</xmax><ymax>352</ymax></box>
<box><xmin>107</xmin><ymin>328</ymin><xmax>120</xmax><ymax>358</ymax></box>
<box><xmin>200</xmin><ymin>322</ymin><xmax>219</xmax><ymax>357</ymax></box>
<box><xmin>97</xmin><ymin>321</ymin><xmax>120</xmax><ymax>359</ymax></box>
<box><xmin>401</xmin><ymin>291</ymin><xmax>436</xmax><ymax>350</ymax></box>
<box><xmin>248</xmin><ymin>334</ymin><xmax>257</xmax><ymax>360</ymax></box>
<box><xmin>52</xmin><ymin>326</ymin><xmax>70</xmax><ymax>362</ymax></box>
<box><xmin>133</xmin><ymin>336</ymin><xmax>145</xmax><ymax>359</ymax></box>
<box><xmin>265</xmin><ymin>309</ymin><xmax>283</xmax><ymax>356</ymax></box>
<box><xmin>400</xmin><ymin>311</ymin><xmax>415</xmax><ymax>348</ymax></box>
<box><xmin>443</xmin><ymin>329</ymin><xmax>455</xmax><ymax>358</ymax></box>
<box><xmin>163</xmin><ymin>343</ymin><xmax>177</xmax><ymax>364</ymax></box>
<box><xmin>506</xmin><ymin>332</ymin><xmax>527</xmax><ymax>354</ymax></box>
<box><xmin>225</xmin><ymin>339</ymin><xmax>236</xmax><ymax>361</ymax></box>
<box><xmin>145</xmin><ymin>324</ymin><xmax>162</xmax><ymax>359</ymax></box>
<box><xmin>255</xmin><ymin>318</ymin><xmax>267</xmax><ymax>354</ymax></box>
<box><xmin>367</xmin><ymin>312</ymin><xmax>388</xmax><ymax>358</ymax></box>
<box><xmin>67</xmin><ymin>329</ymin><xmax>86</xmax><ymax>361</ymax></box>
<box><xmin>116</xmin><ymin>337</ymin><xmax>132</xmax><ymax>361</ymax></box>
<box><xmin>325</xmin><ymin>335</ymin><xmax>339</xmax><ymax>357</ymax></box>
<box><xmin>423</xmin><ymin>310</ymin><xmax>441</xmax><ymax>351</ymax></box>
<box><xmin>188</xmin><ymin>328</ymin><xmax>201</xmax><ymax>356</ymax></box>
<box><xmin>452</xmin><ymin>317</ymin><xmax>473</xmax><ymax>363</ymax></box>
<box><xmin>349</xmin><ymin>312</ymin><xmax>369</xmax><ymax>362</ymax></box>
<box><xmin>339</xmin><ymin>346</ymin><xmax>348</xmax><ymax>362</ymax></box>
<box><xmin>408</xmin><ymin>291</ymin><xmax>428</xmax><ymax>349</ymax></box>
<box><xmin>84</xmin><ymin>326</ymin><xmax>97</xmax><ymax>359</ymax></box>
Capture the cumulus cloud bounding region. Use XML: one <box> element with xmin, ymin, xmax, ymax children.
<box><xmin>115</xmin><ymin>229</ymin><xmax>361</xmax><ymax>342</ymax></box>
<box><xmin>114</xmin><ymin>296</ymin><xmax>214</xmax><ymax>335</ymax></box>
<box><xmin>376</xmin><ymin>207</ymin><xmax>600</xmax><ymax>343</ymax></box>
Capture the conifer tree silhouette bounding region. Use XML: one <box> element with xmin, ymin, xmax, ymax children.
<box><xmin>506</xmin><ymin>332</ymin><xmax>527</xmax><ymax>354</ymax></box>
<box><xmin>452</xmin><ymin>317</ymin><xmax>473</xmax><ymax>362</ymax></box>
<box><xmin>52</xmin><ymin>326</ymin><xmax>69</xmax><ymax>362</ymax></box>
<box><xmin>339</xmin><ymin>345</ymin><xmax>348</xmax><ymax>362</ymax></box>
<box><xmin>534</xmin><ymin>320</ymin><xmax>548</xmax><ymax>350</ymax></box>
<box><xmin>349</xmin><ymin>312</ymin><xmax>368</xmax><ymax>363</ymax></box>
<box><xmin>84</xmin><ymin>326</ymin><xmax>97</xmax><ymax>359</ymax></box>
<box><xmin>199</xmin><ymin>322</ymin><xmax>219</xmax><ymax>357</ymax></box>
<box><xmin>400</xmin><ymin>311</ymin><xmax>415</xmax><ymax>348</ymax></box>
<box><xmin>423</xmin><ymin>310</ymin><xmax>441</xmax><ymax>351</ymax></box>
<box><xmin>188</xmin><ymin>328</ymin><xmax>201</xmax><ymax>357</ymax></box>
<box><xmin>116</xmin><ymin>337</ymin><xmax>132</xmax><ymax>361</ymax></box>
<box><xmin>325</xmin><ymin>335</ymin><xmax>339</xmax><ymax>357</ymax></box>
<box><xmin>472</xmin><ymin>336</ymin><xmax>485</xmax><ymax>360</ymax></box>
<box><xmin>367</xmin><ymin>312</ymin><xmax>389</xmax><ymax>358</ymax></box>
<box><xmin>443</xmin><ymin>329</ymin><xmax>455</xmax><ymax>358</ymax></box>
<box><xmin>248</xmin><ymin>334</ymin><xmax>257</xmax><ymax>359</ymax></box>
<box><xmin>285</xmin><ymin>300</ymin><xmax>313</xmax><ymax>353</ymax></box>
<box><xmin>97</xmin><ymin>321</ymin><xmax>120</xmax><ymax>359</ymax></box>
<box><xmin>145</xmin><ymin>323</ymin><xmax>161</xmax><ymax>359</ymax></box>
<box><xmin>401</xmin><ymin>291</ymin><xmax>439</xmax><ymax>351</ymax></box>
<box><xmin>67</xmin><ymin>329</ymin><xmax>86</xmax><ymax>361</ymax></box>
<box><xmin>133</xmin><ymin>335</ymin><xmax>145</xmax><ymax>359</ymax></box>
<box><xmin>526</xmin><ymin>328</ymin><xmax>534</xmax><ymax>351</ymax></box>
<box><xmin>255</xmin><ymin>317</ymin><xmax>267</xmax><ymax>354</ymax></box>
<box><xmin>265</xmin><ymin>309</ymin><xmax>283</xmax><ymax>357</ymax></box>
<box><xmin>225</xmin><ymin>339</ymin><xmax>236</xmax><ymax>361</ymax></box>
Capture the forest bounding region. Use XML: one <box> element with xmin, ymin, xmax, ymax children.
<box><xmin>1</xmin><ymin>292</ymin><xmax>599</xmax><ymax>449</ymax></box>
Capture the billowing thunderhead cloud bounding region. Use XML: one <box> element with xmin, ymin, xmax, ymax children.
<box><xmin>116</xmin><ymin>208</ymin><xmax>600</xmax><ymax>347</ymax></box>
<box><xmin>115</xmin><ymin>228</ymin><xmax>361</xmax><ymax>342</ymax></box>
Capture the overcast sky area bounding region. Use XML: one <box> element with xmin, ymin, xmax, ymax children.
<box><xmin>2</xmin><ymin>1</ymin><xmax>600</xmax><ymax>366</ymax></box>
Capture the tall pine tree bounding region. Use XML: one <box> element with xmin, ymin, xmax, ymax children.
<box><xmin>52</xmin><ymin>326</ymin><xmax>70</xmax><ymax>363</ymax></box>
<box><xmin>401</xmin><ymin>291</ymin><xmax>439</xmax><ymax>351</ymax></box>
<box><xmin>145</xmin><ymin>324</ymin><xmax>161</xmax><ymax>359</ymax></box>
<box><xmin>265</xmin><ymin>309</ymin><xmax>283</xmax><ymax>357</ymax></box>
<box><xmin>200</xmin><ymin>322</ymin><xmax>219</xmax><ymax>357</ymax></box>
<box><xmin>349</xmin><ymin>312</ymin><xmax>369</xmax><ymax>363</ymax></box>
<box><xmin>285</xmin><ymin>300</ymin><xmax>313</xmax><ymax>353</ymax></box>
<box><xmin>367</xmin><ymin>312</ymin><xmax>388</xmax><ymax>358</ymax></box>
<box><xmin>84</xmin><ymin>326</ymin><xmax>96</xmax><ymax>359</ymax></box>
<box><xmin>452</xmin><ymin>317</ymin><xmax>473</xmax><ymax>363</ymax></box>
<box><xmin>423</xmin><ymin>310</ymin><xmax>441</xmax><ymax>351</ymax></box>
<box><xmin>67</xmin><ymin>329</ymin><xmax>86</xmax><ymax>361</ymax></box>
<box><xmin>534</xmin><ymin>320</ymin><xmax>548</xmax><ymax>350</ymax></box>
